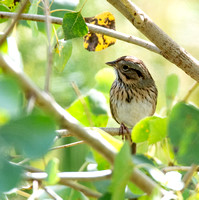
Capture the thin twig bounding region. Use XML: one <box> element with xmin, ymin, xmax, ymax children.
<box><xmin>43</xmin><ymin>0</ymin><xmax>53</xmax><ymax>93</ymax></box>
<box><xmin>0</xmin><ymin>12</ymin><xmax>160</xmax><ymax>54</ymax></box>
<box><xmin>59</xmin><ymin>179</ymin><xmax>101</xmax><ymax>198</ymax></box>
<box><xmin>43</xmin><ymin>187</ymin><xmax>62</xmax><ymax>200</ymax></box>
<box><xmin>162</xmin><ymin>166</ymin><xmax>199</xmax><ymax>173</ymax></box>
<box><xmin>56</xmin><ymin>127</ymin><xmax>132</xmax><ymax>138</ymax></box>
<box><xmin>16</xmin><ymin>190</ymin><xmax>31</xmax><ymax>198</ymax></box>
<box><xmin>26</xmin><ymin>96</ymin><xmax>36</xmax><ymax>114</ymax></box>
<box><xmin>50</xmin><ymin>140</ymin><xmax>84</xmax><ymax>151</ymax></box>
<box><xmin>25</xmin><ymin>170</ymin><xmax>112</xmax><ymax>181</ymax></box>
<box><xmin>29</xmin><ymin>180</ymin><xmax>39</xmax><ymax>200</ymax></box>
<box><xmin>0</xmin><ymin>0</ymin><xmax>29</xmax><ymax>46</ymax></box>
<box><xmin>181</xmin><ymin>164</ymin><xmax>198</xmax><ymax>191</ymax></box>
<box><xmin>183</xmin><ymin>81</ymin><xmax>199</xmax><ymax>102</ymax></box>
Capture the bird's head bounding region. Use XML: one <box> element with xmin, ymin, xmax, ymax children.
<box><xmin>106</xmin><ymin>56</ymin><xmax>153</xmax><ymax>86</ymax></box>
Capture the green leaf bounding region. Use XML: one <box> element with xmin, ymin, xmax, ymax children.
<box><xmin>0</xmin><ymin>114</ymin><xmax>56</xmax><ymax>159</ymax></box>
<box><xmin>168</xmin><ymin>102</ymin><xmax>199</xmax><ymax>165</ymax></box>
<box><xmin>87</xmin><ymin>89</ymin><xmax>108</xmax><ymax>115</ymax></box>
<box><xmin>132</xmin><ymin>154</ymin><xmax>156</xmax><ymax>167</ymax></box>
<box><xmin>99</xmin><ymin>192</ymin><xmax>112</xmax><ymax>200</ymax></box>
<box><xmin>27</xmin><ymin>0</ymin><xmax>39</xmax><ymax>37</ymax></box>
<box><xmin>0</xmin><ymin>4</ymin><xmax>10</xmax><ymax>23</ymax></box>
<box><xmin>165</xmin><ymin>74</ymin><xmax>179</xmax><ymax>111</ymax></box>
<box><xmin>45</xmin><ymin>158</ymin><xmax>60</xmax><ymax>185</ymax></box>
<box><xmin>0</xmin><ymin>157</ymin><xmax>22</xmax><ymax>193</ymax></box>
<box><xmin>109</xmin><ymin>143</ymin><xmax>133</xmax><ymax>200</ymax></box>
<box><xmin>53</xmin><ymin>40</ymin><xmax>72</xmax><ymax>72</ymax></box>
<box><xmin>95</xmin><ymin>68</ymin><xmax>115</xmax><ymax>94</ymax></box>
<box><xmin>92</xmin><ymin>149</ymin><xmax>111</xmax><ymax>170</ymax></box>
<box><xmin>67</xmin><ymin>89</ymin><xmax>108</xmax><ymax>127</ymax></box>
<box><xmin>62</xmin><ymin>11</ymin><xmax>88</xmax><ymax>40</ymax></box>
<box><xmin>0</xmin><ymin>76</ymin><xmax>21</xmax><ymax>117</ymax></box>
<box><xmin>132</xmin><ymin>116</ymin><xmax>167</xmax><ymax>145</ymax></box>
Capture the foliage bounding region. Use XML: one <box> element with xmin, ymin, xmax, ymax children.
<box><xmin>0</xmin><ymin>0</ymin><xmax>199</xmax><ymax>199</ymax></box>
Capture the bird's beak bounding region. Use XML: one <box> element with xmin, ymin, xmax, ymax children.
<box><xmin>105</xmin><ymin>60</ymin><xmax>116</xmax><ymax>67</ymax></box>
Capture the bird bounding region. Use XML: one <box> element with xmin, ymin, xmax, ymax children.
<box><xmin>106</xmin><ymin>56</ymin><xmax>158</xmax><ymax>154</ymax></box>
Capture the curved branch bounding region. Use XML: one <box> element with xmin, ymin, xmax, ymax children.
<box><xmin>107</xmin><ymin>0</ymin><xmax>199</xmax><ymax>82</ymax></box>
<box><xmin>0</xmin><ymin>12</ymin><xmax>160</xmax><ymax>54</ymax></box>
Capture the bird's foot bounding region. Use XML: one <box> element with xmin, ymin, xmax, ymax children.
<box><xmin>119</xmin><ymin>123</ymin><xmax>130</xmax><ymax>140</ymax></box>
<box><xmin>119</xmin><ymin>123</ymin><xmax>136</xmax><ymax>154</ymax></box>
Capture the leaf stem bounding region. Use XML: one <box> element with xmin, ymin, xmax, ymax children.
<box><xmin>79</xmin><ymin>0</ymin><xmax>89</xmax><ymax>13</ymax></box>
<box><xmin>50</xmin><ymin>9</ymin><xmax>76</xmax><ymax>14</ymax></box>
<box><xmin>50</xmin><ymin>141</ymin><xmax>84</xmax><ymax>151</ymax></box>
<box><xmin>183</xmin><ymin>81</ymin><xmax>199</xmax><ymax>102</ymax></box>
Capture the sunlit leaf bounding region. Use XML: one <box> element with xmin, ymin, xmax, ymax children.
<box><xmin>132</xmin><ymin>116</ymin><xmax>167</xmax><ymax>145</ymax></box>
<box><xmin>168</xmin><ymin>102</ymin><xmax>199</xmax><ymax>165</ymax></box>
<box><xmin>94</xmin><ymin>127</ymin><xmax>123</xmax><ymax>151</ymax></box>
<box><xmin>109</xmin><ymin>143</ymin><xmax>133</xmax><ymax>200</ymax></box>
<box><xmin>165</xmin><ymin>74</ymin><xmax>179</xmax><ymax>111</ymax></box>
<box><xmin>67</xmin><ymin>89</ymin><xmax>108</xmax><ymax>127</ymax></box>
<box><xmin>84</xmin><ymin>12</ymin><xmax>116</xmax><ymax>51</ymax></box>
<box><xmin>62</xmin><ymin>11</ymin><xmax>88</xmax><ymax>40</ymax></box>
<box><xmin>0</xmin><ymin>157</ymin><xmax>22</xmax><ymax>193</ymax></box>
<box><xmin>45</xmin><ymin>158</ymin><xmax>60</xmax><ymax>185</ymax></box>
<box><xmin>0</xmin><ymin>76</ymin><xmax>21</xmax><ymax>117</ymax></box>
<box><xmin>53</xmin><ymin>39</ymin><xmax>72</xmax><ymax>72</ymax></box>
<box><xmin>0</xmin><ymin>114</ymin><xmax>56</xmax><ymax>159</ymax></box>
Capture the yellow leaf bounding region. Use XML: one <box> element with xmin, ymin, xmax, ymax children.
<box><xmin>91</xmin><ymin>127</ymin><xmax>123</xmax><ymax>151</ymax></box>
<box><xmin>84</xmin><ymin>12</ymin><xmax>116</xmax><ymax>51</ymax></box>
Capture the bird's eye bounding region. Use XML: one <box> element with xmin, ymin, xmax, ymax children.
<box><xmin>122</xmin><ymin>65</ymin><xmax>129</xmax><ymax>71</ymax></box>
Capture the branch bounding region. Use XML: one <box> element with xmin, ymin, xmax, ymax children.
<box><xmin>107</xmin><ymin>0</ymin><xmax>199</xmax><ymax>82</ymax></box>
<box><xmin>162</xmin><ymin>165</ymin><xmax>199</xmax><ymax>173</ymax></box>
<box><xmin>182</xmin><ymin>164</ymin><xmax>198</xmax><ymax>191</ymax></box>
<box><xmin>0</xmin><ymin>54</ymin><xmax>161</xmax><ymax>195</ymax></box>
<box><xmin>50</xmin><ymin>140</ymin><xmax>85</xmax><ymax>151</ymax></box>
<box><xmin>25</xmin><ymin>170</ymin><xmax>112</xmax><ymax>181</ymax></box>
<box><xmin>56</xmin><ymin>127</ymin><xmax>132</xmax><ymax>138</ymax></box>
<box><xmin>43</xmin><ymin>187</ymin><xmax>62</xmax><ymax>200</ymax></box>
<box><xmin>59</xmin><ymin>179</ymin><xmax>101</xmax><ymax>198</ymax></box>
<box><xmin>43</xmin><ymin>0</ymin><xmax>53</xmax><ymax>93</ymax></box>
<box><xmin>0</xmin><ymin>12</ymin><xmax>160</xmax><ymax>54</ymax></box>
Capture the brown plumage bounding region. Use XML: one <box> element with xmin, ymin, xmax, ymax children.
<box><xmin>106</xmin><ymin>56</ymin><xmax>158</xmax><ymax>153</ymax></box>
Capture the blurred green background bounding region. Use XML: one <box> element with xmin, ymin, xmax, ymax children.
<box><xmin>2</xmin><ymin>0</ymin><xmax>199</xmax><ymax>172</ymax></box>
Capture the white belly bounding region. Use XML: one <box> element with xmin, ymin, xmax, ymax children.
<box><xmin>115</xmin><ymin>99</ymin><xmax>153</xmax><ymax>127</ymax></box>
